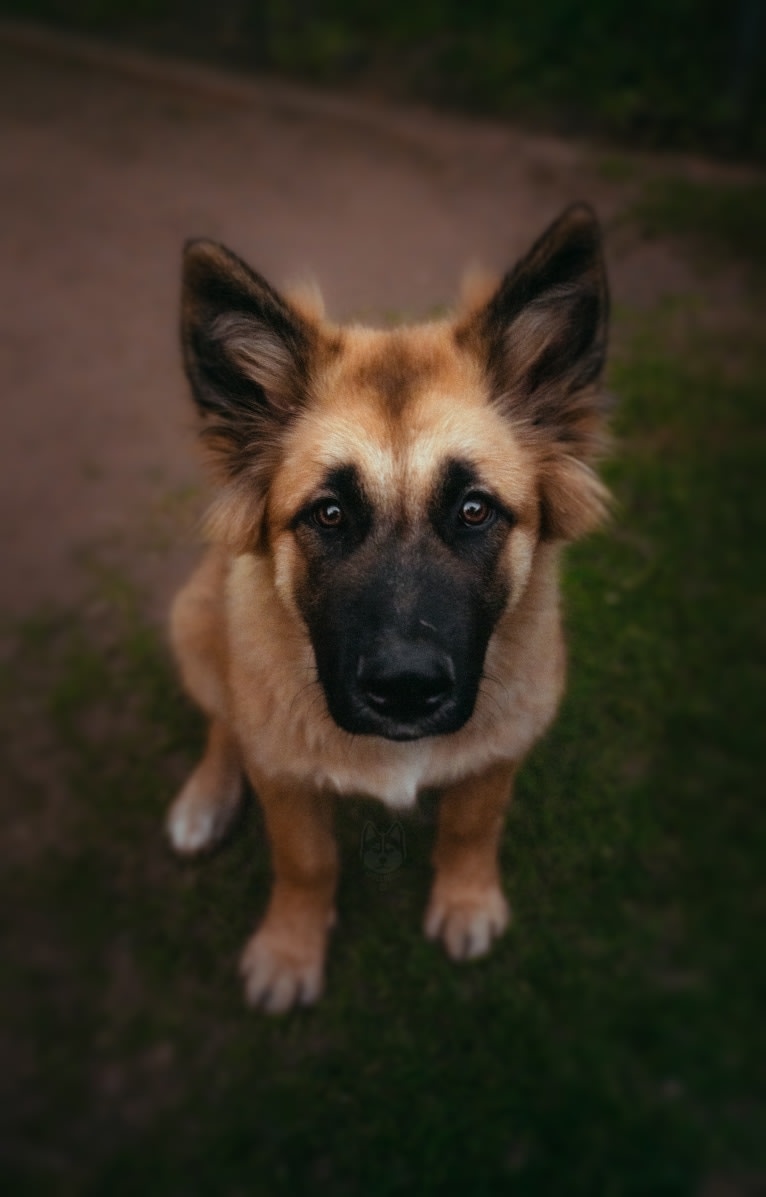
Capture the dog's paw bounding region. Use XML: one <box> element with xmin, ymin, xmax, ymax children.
<box><xmin>424</xmin><ymin>885</ymin><xmax>510</xmax><ymax>961</ymax></box>
<box><xmin>239</xmin><ymin>924</ymin><xmax>329</xmax><ymax>1014</ymax></box>
<box><xmin>166</xmin><ymin>768</ymin><xmax>242</xmax><ymax>855</ymax></box>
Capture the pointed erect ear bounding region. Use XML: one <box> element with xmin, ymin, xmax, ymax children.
<box><xmin>457</xmin><ymin>204</ymin><xmax>611</xmax><ymax>540</ymax></box>
<box><xmin>460</xmin><ymin>203</ymin><xmax>609</xmax><ymax>432</ymax></box>
<box><xmin>181</xmin><ymin>239</ymin><xmax>318</xmax><ymax>480</ymax></box>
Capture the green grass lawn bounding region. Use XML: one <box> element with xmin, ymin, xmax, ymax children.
<box><xmin>2</xmin><ymin>297</ymin><xmax>765</xmax><ymax>1192</ymax></box>
<box><xmin>629</xmin><ymin>178</ymin><xmax>766</xmax><ymax>280</ymax></box>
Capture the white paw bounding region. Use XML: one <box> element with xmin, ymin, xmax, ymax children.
<box><xmin>166</xmin><ymin>769</ymin><xmax>241</xmax><ymax>855</ymax></box>
<box><xmin>424</xmin><ymin>885</ymin><xmax>510</xmax><ymax>961</ymax></box>
<box><xmin>239</xmin><ymin>926</ymin><xmax>328</xmax><ymax>1014</ymax></box>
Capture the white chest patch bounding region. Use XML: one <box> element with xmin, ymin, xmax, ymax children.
<box><xmin>318</xmin><ymin>744</ymin><xmax>432</xmax><ymax>810</ymax></box>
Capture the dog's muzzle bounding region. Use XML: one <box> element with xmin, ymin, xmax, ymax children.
<box><xmin>349</xmin><ymin>634</ymin><xmax>459</xmax><ymax>740</ymax></box>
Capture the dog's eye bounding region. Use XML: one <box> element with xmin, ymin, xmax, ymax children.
<box><xmin>313</xmin><ymin>500</ymin><xmax>344</xmax><ymax>529</ymax></box>
<box><xmin>458</xmin><ymin>494</ymin><xmax>495</xmax><ymax>528</ymax></box>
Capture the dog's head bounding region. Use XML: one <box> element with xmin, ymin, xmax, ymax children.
<box><xmin>181</xmin><ymin>205</ymin><xmax>610</xmax><ymax>741</ymax></box>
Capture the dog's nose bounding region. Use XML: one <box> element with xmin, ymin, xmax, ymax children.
<box><xmin>357</xmin><ymin>639</ymin><xmax>455</xmax><ymax>723</ymax></box>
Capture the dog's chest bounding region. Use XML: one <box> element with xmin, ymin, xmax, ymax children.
<box><xmin>316</xmin><ymin>747</ymin><xmax>432</xmax><ymax>809</ymax></box>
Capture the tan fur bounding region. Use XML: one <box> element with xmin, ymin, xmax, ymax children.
<box><xmin>168</xmin><ymin>211</ymin><xmax>610</xmax><ymax>1011</ymax></box>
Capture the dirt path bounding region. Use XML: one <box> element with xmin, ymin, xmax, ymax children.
<box><xmin>1</xmin><ymin>23</ymin><xmax>713</xmax><ymax>623</ymax></box>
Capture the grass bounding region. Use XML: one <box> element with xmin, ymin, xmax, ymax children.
<box><xmin>1</xmin><ymin>298</ymin><xmax>764</xmax><ymax>1195</ymax></box>
<box><xmin>630</xmin><ymin>177</ymin><xmax>766</xmax><ymax>280</ymax></box>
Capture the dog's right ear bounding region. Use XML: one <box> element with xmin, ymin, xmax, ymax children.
<box><xmin>181</xmin><ymin>240</ymin><xmax>331</xmax><ymax>552</ymax></box>
<box><xmin>181</xmin><ymin>239</ymin><xmax>318</xmax><ymax>482</ymax></box>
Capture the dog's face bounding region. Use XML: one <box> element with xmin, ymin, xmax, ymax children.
<box><xmin>181</xmin><ymin>206</ymin><xmax>610</xmax><ymax>741</ymax></box>
<box><xmin>268</xmin><ymin>332</ymin><xmax>535</xmax><ymax>740</ymax></box>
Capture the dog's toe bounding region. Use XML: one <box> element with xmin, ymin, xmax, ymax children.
<box><xmin>239</xmin><ymin>929</ymin><xmax>325</xmax><ymax>1014</ymax></box>
<box><xmin>424</xmin><ymin>886</ymin><xmax>510</xmax><ymax>962</ymax></box>
<box><xmin>166</xmin><ymin>770</ymin><xmax>241</xmax><ymax>855</ymax></box>
<box><xmin>167</xmin><ymin>801</ymin><xmax>217</xmax><ymax>854</ymax></box>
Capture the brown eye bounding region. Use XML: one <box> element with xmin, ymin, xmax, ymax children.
<box><xmin>459</xmin><ymin>494</ymin><xmax>494</xmax><ymax>528</ymax></box>
<box><xmin>313</xmin><ymin>500</ymin><xmax>344</xmax><ymax>529</ymax></box>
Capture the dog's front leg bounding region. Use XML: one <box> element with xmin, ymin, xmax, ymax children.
<box><xmin>240</xmin><ymin>773</ymin><xmax>338</xmax><ymax>1013</ymax></box>
<box><xmin>425</xmin><ymin>760</ymin><xmax>517</xmax><ymax>961</ymax></box>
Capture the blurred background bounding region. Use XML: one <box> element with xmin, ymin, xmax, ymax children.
<box><xmin>4</xmin><ymin>0</ymin><xmax>766</xmax><ymax>156</ymax></box>
<box><xmin>1</xmin><ymin>4</ymin><xmax>764</xmax><ymax>1195</ymax></box>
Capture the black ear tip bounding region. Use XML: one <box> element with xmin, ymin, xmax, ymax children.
<box><xmin>183</xmin><ymin>236</ymin><xmax>215</xmax><ymax>259</ymax></box>
<box><xmin>181</xmin><ymin>240</ymin><xmax>257</xmax><ymax>311</ymax></box>
<box><xmin>561</xmin><ymin>200</ymin><xmax>599</xmax><ymax>222</ymax></box>
<box><xmin>182</xmin><ymin>240</ymin><xmax>219</xmax><ymax>294</ymax></box>
<box><xmin>180</xmin><ymin>240</ymin><xmax>278</xmax><ymax>313</ymax></box>
<box><xmin>554</xmin><ymin>202</ymin><xmax>603</xmax><ymax>245</ymax></box>
<box><xmin>182</xmin><ymin>238</ymin><xmax>233</xmax><ymax>277</ymax></box>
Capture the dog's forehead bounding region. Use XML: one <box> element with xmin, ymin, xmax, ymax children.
<box><xmin>341</xmin><ymin>325</ymin><xmax>444</xmax><ymax>413</ymax></box>
<box><xmin>276</xmin><ymin>322</ymin><xmax>533</xmax><ymax>515</ymax></box>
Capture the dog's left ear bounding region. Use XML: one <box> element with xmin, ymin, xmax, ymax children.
<box><xmin>457</xmin><ymin>204</ymin><xmax>611</xmax><ymax>540</ymax></box>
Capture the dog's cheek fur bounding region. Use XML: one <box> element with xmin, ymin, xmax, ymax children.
<box><xmin>498</xmin><ymin>521</ymin><xmax>538</xmax><ymax>611</ymax></box>
<box><xmin>538</xmin><ymin>455</ymin><xmax>611</xmax><ymax>542</ymax></box>
<box><xmin>270</xmin><ymin>526</ymin><xmax>314</xmax><ymax>627</ymax></box>
<box><xmin>202</xmin><ymin>482</ymin><xmax>269</xmax><ymax>554</ymax></box>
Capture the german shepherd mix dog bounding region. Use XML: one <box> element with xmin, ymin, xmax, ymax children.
<box><xmin>167</xmin><ymin>204</ymin><xmax>610</xmax><ymax>1012</ymax></box>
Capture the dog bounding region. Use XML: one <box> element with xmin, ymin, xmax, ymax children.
<box><xmin>166</xmin><ymin>203</ymin><xmax>610</xmax><ymax>1012</ymax></box>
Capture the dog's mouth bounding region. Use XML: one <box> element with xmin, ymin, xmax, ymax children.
<box><xmin>333</xmin><ymin>703</ymin><xmax>469</xmax><ymax>741</ymax></box>
<box><xmin>342</xmin><ymin>696</ymin><xmax>466</xmax><ymax>741</ymax></box>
